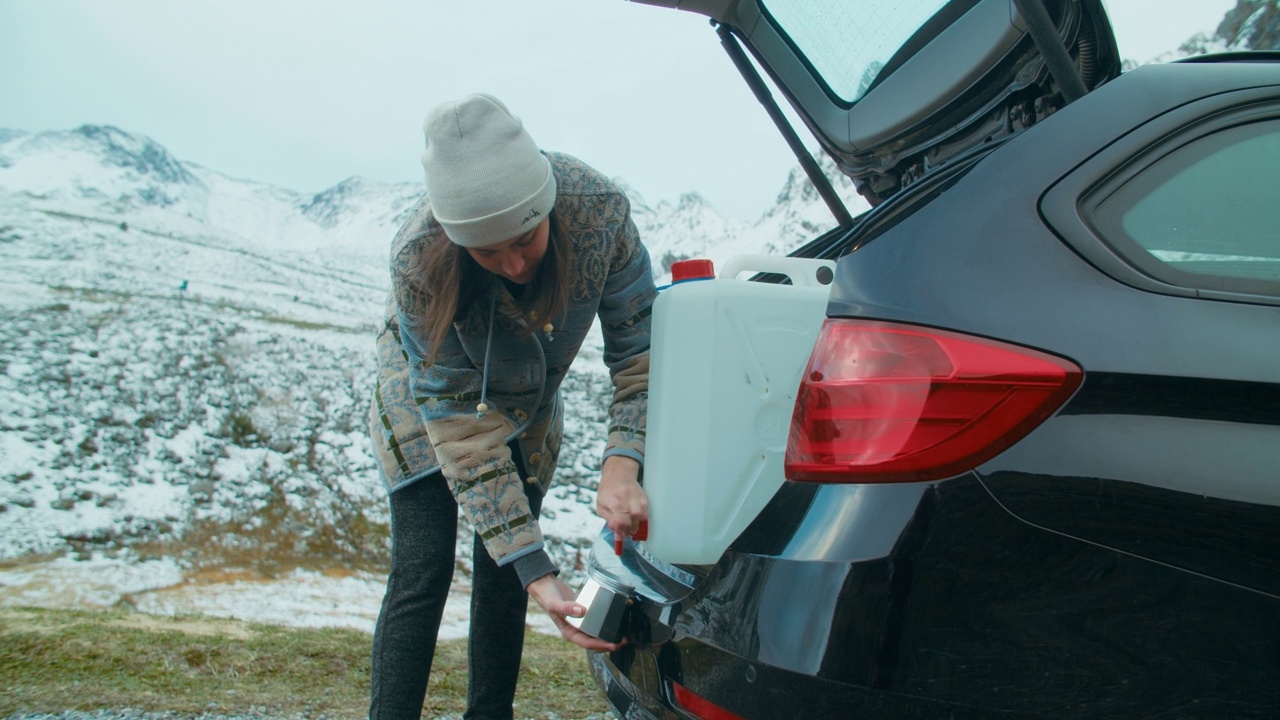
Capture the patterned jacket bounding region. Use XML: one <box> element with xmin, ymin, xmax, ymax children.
<box><xmin>368</xmin><ymin>152</ymin><xmax>655</xmax><ymax>585</ymax></box>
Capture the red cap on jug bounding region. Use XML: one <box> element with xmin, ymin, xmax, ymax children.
<box><xmin>671</xmin><ymin>259</ymin><xmax>715</xmax><ymax>283</ymax></box>
<box><xmin>614</xmin><ymin>520</ymin><xmax>649</xmax><ymax>556</ymax></box>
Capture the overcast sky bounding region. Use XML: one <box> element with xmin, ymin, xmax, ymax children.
<box><xmin>1</xmin><ymin>0</ymin><xmax>1237</xmax><ymax>220</ymax></box>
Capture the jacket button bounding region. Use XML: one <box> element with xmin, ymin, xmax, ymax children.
<box><xmin>525</xmin><ymin>476</ymin><xmax>538</xmax><ymax>485</ymax></box>
<box><xmin>519</xmin><ymin>432</ymin><xmax>528</xmax><ymax>440</ymax></box>
<box><xmin>514</xmin><ymin>409</ymin><xmax>528</xmax><ymax>421</ymax></box>
<box><xmin>528</xmin><ymin>452</ymin><xmax>542</xmax><ymax>466</ymax></box>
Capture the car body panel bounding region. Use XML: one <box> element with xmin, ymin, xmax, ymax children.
<box><xmin>596</xmin><ymin>475</ymin><xmax>1280</xmax><ymax>718</ymax></box>
<box><xmin>823</xmin><ymin>61</ymin><xmax>1280</xmax><ymax>598</ymax></box>
<box><xmin>588</xmin><ymin>4</ymin><xmax>1280</xmax><ymax>717</ymax></box>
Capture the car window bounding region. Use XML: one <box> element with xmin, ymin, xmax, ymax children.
<box><xmin>760</xmin><ymin>0</ymin><xmax>949</xmax><ymax>102</ymax></box>
<box><xmin>1092</xmin><ymin>120</ymin><xmax>1280</xmax><ymax>295</ymax></box>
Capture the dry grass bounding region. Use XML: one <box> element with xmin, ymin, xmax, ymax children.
<box><xmin>0</xmin><ymin>606</ymin><xmax>612</xmax><ymax>719</ymax></box>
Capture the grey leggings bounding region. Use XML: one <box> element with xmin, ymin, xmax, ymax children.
<box><xmin>369</xmin><ymin>469</ymin><xmax>543</xmax><ymax>720</ymax></box>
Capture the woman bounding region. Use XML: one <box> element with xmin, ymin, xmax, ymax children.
<box><xmin>367</xmin><ymin>93</ymin><xmax>654</xmax><ymax>719</ymax></box>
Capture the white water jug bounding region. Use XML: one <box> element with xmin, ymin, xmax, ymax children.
<box><xmin>643</xmin><ymin>254</ymin><xmax>835</xmax><ymax>565</ymax></box>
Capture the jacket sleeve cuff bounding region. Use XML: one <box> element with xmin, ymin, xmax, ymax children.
<box><xmin>603</xmin><ymin>446</ymin><xmax>645</xmax><ymax>467</ymax></box>
<box><xmin>511</xmin><ymin>549</ymin><xmax>560</xmax><ymax>589</ymax></box>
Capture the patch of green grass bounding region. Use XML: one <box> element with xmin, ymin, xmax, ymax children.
<box><xmin>0</xmin><ymin>606</ymin><xmax>612</xmax><ymax>719</ymax></box>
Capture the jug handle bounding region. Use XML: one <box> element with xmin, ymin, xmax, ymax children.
<box><xmin>718</xmin><ymin>254</ymin><xmax>835</xmax><ymax>288</ymax></box>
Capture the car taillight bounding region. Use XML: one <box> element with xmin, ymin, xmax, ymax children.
<box><xmin>786</xmin><ymin>320</ymin><xmax>1081</xmax><ymax>483</ymax></box>
<box><xmin>672</xmin><ymin>682</ymin><xmax>746</xmax><ymax>720</ymax></box>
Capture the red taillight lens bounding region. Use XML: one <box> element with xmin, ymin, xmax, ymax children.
<box><xmin>786</xmin><ymin>320</ymin><xmax>1082</xmax><ymax>483</ymax></box>
<box><xmin>672</xmin><ymin>682</ymin><xmax>746</xmax><ymax>720</ymax></box>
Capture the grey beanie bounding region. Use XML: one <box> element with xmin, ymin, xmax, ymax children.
<box><xmin>422</xmin><ymin>93</ymin><xmax>557</xmax><ymax>248</ymax></box>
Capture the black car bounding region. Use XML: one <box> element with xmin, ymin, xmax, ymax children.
<box><xmin>577</xmin><ymin>0</ymin><xmax>1280</xmax><ymax>717</ymax></box>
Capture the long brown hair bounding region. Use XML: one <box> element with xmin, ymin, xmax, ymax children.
<box><xmin>405</xmin><ymin>212</ymin><xmax>571</xmax><ymax>365</ymax></box>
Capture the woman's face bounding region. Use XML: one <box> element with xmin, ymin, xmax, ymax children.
<box><xmin>464</xmin><ymin>217</ymin><xmax>550</xmax><ymax>285</ymax></box>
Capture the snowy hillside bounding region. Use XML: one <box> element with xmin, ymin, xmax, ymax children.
<box><xmin>629</xmin><ymin>154</ymin><xmax>867</xmax><ymax>278</ymax></box>
<box><xmin>0</xmin><ymin>124</ymin><xmax>868</xmax><ymax>626</ymax></box>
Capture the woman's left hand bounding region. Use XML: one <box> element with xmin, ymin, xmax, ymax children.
<box><xmin>527</xmin><ymin>574</ymin><xmax>624</xmax><ymax>652</ymax></box>
<box><xmin>596</xmin><ymin>456</ymin><xmax>648</xmax><ymax>539</ymax></box>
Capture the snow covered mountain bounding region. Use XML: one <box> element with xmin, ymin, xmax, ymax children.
<box><xmin>0</xmin><ymin>124</ymin><xmax>868</xmax><ymax>587</ymax></box>
<box><xmin>630</xmin><ymin>154</ymin><xmax>867</xmax><ymax>277</ymax></box>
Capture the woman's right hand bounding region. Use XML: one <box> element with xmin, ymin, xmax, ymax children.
<box><xmin>596</xmin><ymin>455</ymin><xmax>648</xmax><ymax>539</ymax></box>
<box><xmin>527</xmin><ymin>574</ymin><xmax>625</xmax><ymax>652</ymax></box>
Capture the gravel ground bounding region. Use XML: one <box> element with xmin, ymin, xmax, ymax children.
<box><xmin>3</xmin><ymin>707</ymin><xmax>614</xmax><ymax>712</ymax></box>
<box><xmin>5</xmin><ymin>713</ymin><xmax>317</xmax><ymax>720</ymax></box>
<box><xmin>4</xmin><ymin>713</ymin><xmax>323</xmax><ymax>720</ymax></box>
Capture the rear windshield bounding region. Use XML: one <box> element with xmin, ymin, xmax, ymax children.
<box><xmin>760</xmin><ymin>0</ymin><xmax>950</xmax><ymax>102</ymax></box>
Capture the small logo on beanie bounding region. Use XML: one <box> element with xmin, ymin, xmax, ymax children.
<box><xmin>521</xmin><ymin>208</ymin><xmax>541</xmax><ymax>226</ymax></box>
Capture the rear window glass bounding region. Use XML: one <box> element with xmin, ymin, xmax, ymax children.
<box><xmin>760</xmin><ymin>0</ymin><xmax>948</xmax><ymax>102</ymax></box>
<box><xmin>1093</xmin><ymin>121</ymin><xmax>1280</xmax><ymax>294</ymax></box>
